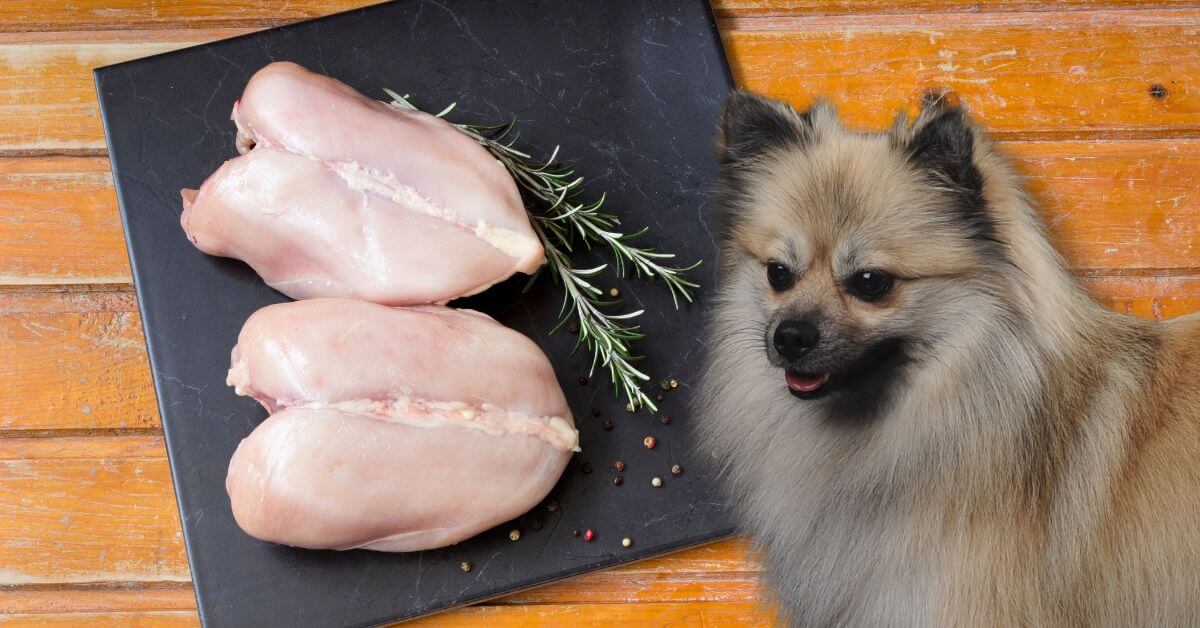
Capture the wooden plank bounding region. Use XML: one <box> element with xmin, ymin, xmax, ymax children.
<box><xmin>0</xmin><ymin>31</ymin><xmax>246</xmax><ymax>153</ymax></box>
<box><xmin>0</xmin><ymin>455</ymin><xmax>188</xmax><ymax>584</ymax></box>
<box><xmin>723</xmin><ymin>9</ymin><xmax>1200</xmax><ymax>138</ymax></box>
<box><xmin>0</xmin><ymin>291</ymin><xmax>157</xmax><ymax>432</ymax></box>
<box><xmin>5</xmin><ymin>138</ymin><xmax>1200</xmax><ymax>285</ymax></box>
<box><xmin>0</xmin><ymin>602</ymin><xmax>775</xmax><ymax>627</ymax></box>
<box><xmin>407</xmin><ymin>601</ymin><xmax>777</xmax><ymax>626</ymax></box>
<box><xmin>0</xmin><ymin>1</ymin><xmax>381</xmax><ymax>32</ymax></box>
<box><xmin>0</xmin><ymin>1</ymin><xmax>1191</xmax><ymax>31</ymax></box>
<box><xmin>715</xmin><ymin>0</ymin><xmax>1195</xmax><ymax>16</ymax></box>
<box><xmin>3</xmin><ymin>267</ymin><xmax>1200</xmax><ymax>436</ymax></box>
<box><xmin>0</xmin><ymin>611</ymin><xmax>198</xmax><ymax>627</ymax></box>
<box><xmin>0</xmin><ymin>158</ymin><xmax>129</xmax><ymax>284</ymax></box>
<box><xmin>0</xmin><ymin>583</ymin><xmax>195</xmax><ymax>615</ymax></box>
<box><xmin>1</xmin><ymin>9</ymin><xmax>1200</xmax><ymax>151</ymax></box>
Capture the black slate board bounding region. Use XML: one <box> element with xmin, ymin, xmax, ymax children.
<box><xmin>95</xmin><ymin>1</ymin><xmax>735</xmax><ymax>625</ymax></box>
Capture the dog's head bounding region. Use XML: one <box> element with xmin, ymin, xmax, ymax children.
<box><xmin>713</xmin><ymin>91</ymin><xmax>1017</xmax><ymax>419</ymax></box>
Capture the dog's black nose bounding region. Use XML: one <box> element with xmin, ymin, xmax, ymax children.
<box><xmin>773</xmin><ymin>320</ymin><xmax>820</xmax><ymax>359</ymax></box>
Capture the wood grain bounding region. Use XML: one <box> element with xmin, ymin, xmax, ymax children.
<box><xmin>0</xmin><ymin>0</ymin><xmax>1191</xmax><ymax>31</ymax></box>
<box><xmin>0</xmin><ymin>455</ymin><xmax>187</xmax><ymax>584</ymax></box>
<box><xmin>0</xmin><ymin>291</ymin><xmax>157</xmax><ymax>432</ymax></box>
<box><xmin>2</xmin><ymin>9</ymin><xmax>1200</xmax><ymax>151</ymax></box>
<box><xmin>4</xmin><ymin>141</ymin><xmax>1200</xmax><ymax>286</ymax></box>
<box><xmin>723</xmin><ymin>9</ymin><xmax>1200</xmax><ymax>138</ymax></box>
<box><xmin>0</xmin><ymin>611</ymin><xmax>198</xmax><ymax>627</ymax></box>
<box><xmin>0</xmin><ymin>602</ymin><xmax>777</xmax><ymax>628</ymax></box>
<box><xmin>0</xmin><ymin>158</ymin><xmax>128</xmax><ymax>284</ymax></box>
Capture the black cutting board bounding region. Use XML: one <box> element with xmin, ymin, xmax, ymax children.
<box><xmin>95</xmin><ymin>1</ymin><xmax>735</xmax><ymax>625</ymax></box>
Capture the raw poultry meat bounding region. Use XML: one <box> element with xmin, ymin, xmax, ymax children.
<box><xmin>225</xmin><ymin>298</ymin><xmax>576</xmax><ymax>551</ymax></box>
<box><xmin>181</xmin><ymin>61</ymin><xmax>544</xmax><ymax>305</ymax></box>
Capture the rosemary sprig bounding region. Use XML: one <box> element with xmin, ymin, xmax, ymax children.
<box><xmin>384</xmin><ymin>89</ymin><xmax>700</xmax><ymax>411</ymax></box>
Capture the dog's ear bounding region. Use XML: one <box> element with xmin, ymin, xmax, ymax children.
<box><xmin>903</xmin><ymin>96</ymin><xmax>997</xmax><ymax>245</ymax></box>
<box><xmin>716</xmin><ymin>91</ymin><xmax>821</xmax><ymax>166</ymax></box>
<box><xmin>904</xmin><ymin>97</ymin><xmax>984</xmax><ymax>200</ymax></box>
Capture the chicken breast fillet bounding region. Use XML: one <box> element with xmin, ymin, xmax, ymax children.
<box><xmin>225</xmin><ymin>299</ymin><xmax>577</xmax><ymax>551</ymax></box>
<box><xmin>181</xmin><ymin>61</ymin><xmax>543</xmax><ymax>305</ymax></box>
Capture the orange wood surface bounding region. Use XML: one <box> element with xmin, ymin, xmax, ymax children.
<box><xmin>0</xmin><ymin>1</ymin><xmax>1198</xmax><ymax>625</ymax></box>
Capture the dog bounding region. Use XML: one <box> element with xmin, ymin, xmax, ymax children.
<box><xmin>694</xmin><ymin>91</ymin><xmax>1200</xmax><ymax>626</ymax></box>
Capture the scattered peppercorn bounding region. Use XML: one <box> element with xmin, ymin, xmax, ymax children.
<box><xmin>660</xmin><ymin>415</ymin><xmax>672</xmax><ymax>425</ymax></box>
<box><xmin>1150</xmin><ymin>83</ymin><xmax>1169</xmax><ymax>99</ymax></box>
<box><xmin>621</xmin><ymin>537</ymin><xmax>632</xmax><ymax>548</ymax></box>
<box><xmin>583</xmin><ymin>529</ymin><xmax>595</xmax><ymax>542</ymax></box>
<box><xmin>571</xmin><ymin>529</ymin><xmax>580</xmax><ymax>537</ymax></box>
<box><xmin>578</xmin><ymin>376</ymin><xmax>588</xmax><ymax>385</ymax></box>
<box><xmin>651</xmin><ymin>476</ymin><xmax>663</xmax><ymax>487</ymax></box>
<box><xmin>656</xmin><ymin>394</ymin><xmax>665</xmax><ymax>402</ymax></box>
<box><xmin>659</xmin><ymin>379</ymin><xmax>671</xmax><ymax>391</ymax></box>
<box><xmin>613</xmin><ymin>460</ymin><xmax>625</xmax><ymax>471</ymax></box>
<box><xmin>568</xmin><ymin>322</ymin><xmax>580</xmax><ymax>334</ymax></box>
<box><xmin>547</xmin><ymin>500</ymin><xmax>559</xmax><ymax>513</ymax></box>
<box><xmin>609</xmin><ymin>288</ymin><xmax>619</xmax><ymax>298</ymax></box>
<box><xmin>625</xmin><ymin>403</ymin><xmax>635</xmax><ymax>413</ymax></box>
<box><xmin>643</xmin><ymin>436</ymin><xmax>657</xmax><ymax>450</ymax></box>
<box><xmin>591</xmin><ymin>408</ymin><xmax>601</xmax><ymax>417</ymax></box>
<box><xmin>581</xmin><ymin>461</ymin><xmax>593</xmax><ymax>474</ymax></box>
<box><xmin>669</xmin><ymin>379</ymin><xmax>679</xmax><ymax>389</ymax></box>
<box><xmin>602</xmin><ymin>419</ymin><xmax>614</xmax><ymax>431</ymax></box>
<box><xmin>530</xmin><ymin>517</ymin><xmax>544</xmax><ymax>531</ymax></box>
<box><xmin>461</xmin><ymin>561</ymin><xmax>472</xmax><ymax>572</ymax></box>
<box><xmin>671</xmin><ymin>464</ymin><xmax>683</xmax><ymax>476</ymax></box>
<box><xmin>509</xmin><ymin>529</ymin><xmax>521</xmax><ymax>541</ymax></box>
<box><xmin>613</xmin><ymin>476</ymin><xmax>624</xmax><ymax>486</ymax></box>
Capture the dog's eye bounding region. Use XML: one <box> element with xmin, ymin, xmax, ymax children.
<box><xmin>848</xmin><ymin>270</ymin><xmax>893</xmax><ymax>301</ymax></box>
<box><xmin>766</xmin><ymin>261</ymin><xmax>795</xmax><ymax>292</ymax></box>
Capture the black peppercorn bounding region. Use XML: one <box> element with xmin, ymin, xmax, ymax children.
<box><xmin>547</xmin><ymin>500</ymin><xmax>559</xmax><ymax>513</ymax></box>
<box><xmin>613</xmin><ymin>476</ymin><xmax>624</xmax><ymax>486</ymax></box>
<box><xmin>602</xmin><ymin>419</ymin><xmax>614</xmax><ymax>431</ymax></box>
<box><xmin>660</xmin><ymin>415</ymin><xmax>672</xmax><ymax>425</ymax></box>
<box><xmin>581</xmin><ymin>461</ymin><xmax>593</xmax><ymax>474</ymax></box>
<box><xmin>671</xmin><ymin>464</ymin><xmax>683</xmax><ymax>476</ymax></box>
<box><xmin>571</xmin><ymin>529</ymin><xmax>580</xmax><ymax>537</ymax></box>
<box><xmin>530</xmin><ymin>517</ymin><xmax>544</xmax><ymax>531</ymax></box>
<box><xmin>578</xmin><ymin>376</ymin><xmax>588</xmax><ymax>385</ymax></box>
<box><xmin>591</xmin><ymin>408</ymin><xmax>601</xmax><ymax>417</ymax></box>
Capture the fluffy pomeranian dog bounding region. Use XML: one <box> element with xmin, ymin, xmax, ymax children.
<box><xmin>695</xmin><ymin>91</ymin><xmax>1200</xmax><ymax>626</ymax></box>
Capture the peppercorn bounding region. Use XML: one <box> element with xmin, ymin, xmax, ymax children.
<box><xmin>579</xmin><ymin>376</ymin><xmax>588</xmax><ymax>385</ymax></box>
<box><xmin>669</xmin><ymin>379</ymin><xmax>679</xmax><ymax>389</ymax></box>
<box><xmin>461</xmin><ymin>561</ymin><xmax>472</xmax><ymax>572</ymax></box>
<box><xmin>651</xmin><ymin>476</ymin><xmax>663</xmax><ymax>487</ymax></box>
<box><xmin>621</xmin><ymin>537</ymin><xmax>632</xmax><ymax>548</ymax></box>
<box><xmin>530</xmin><ymin>517</ymin><xmax>544</xmax><ymax>531</ymax></box>
<box><xmin>509</xmin><ymin>529</ymin><xmax>521</xmax><ymax>541</ymax></box>
<box><xmin>659</xmin><ymin>379</ymin><xmax>671</xmax><ymax>391</ymax></box>
<box><xmin>568</xmin><ymin>322</ymin><xmax>579</xmax><ymax>334</ymax></box>
<box><xmin>613</xmin><ymin>476</ymin><xmax>624</xmax><ymax>486</ymax></box>
<box><xmin>625</xmin><ymin>402</ymin><xmax>635</xmax><ymax>413</ymax></box>
<box><xmin>656</xmin><ymin>394</ymin><xmax>665</xmax><ymax>402</ymax></box>
<box><xmin>581</xmin><ymin>461</ymin><xmax>593</xmax><ymax>474</ymax></box>
<box><xmin>643</xmin><ymin>436</ymin><xmax>657</xmax><ymax>449</ymax></box>
<box><xmin>583</xmin><ymin>529</ymin><xmax>595</xmax><ymax>542</ymax></box>
<box><xmin>547</xmin><ymin>500</ymin><xmax>559</xmax><ymax>513</ymax></box>
<box><xmin>609</xmin><ymin>288</ymin><xmax>619</xmax><ymax>298</ymax></box>
<box><xmin>591</xmin><ymin>408</ymin><xmax>601</xmax><ymax>417</ymax></box>
<box><xmin>671</xmin><ymin>464</ymin><xmax>682</xmax><ymax>476</ymax></box>
<box><xmin>571</xmin><ymin>529</ymin><xmax>579</xmax><ymax>537</ymax></box>
<box><xmin>602</xmin><ymin>419</ymin><xmax>614</xmax><ymax>431</ymax></box>
<box><xmin>613</xmin><ymin>460</ymin><xmax>625</xmax><ymax>471</ymax></box>
<box><xmin>660</xmin><ymin>415</ymin><xmax>672</xmax><ymax>425</ymax></box>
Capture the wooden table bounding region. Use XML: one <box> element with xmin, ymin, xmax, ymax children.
<box><xmin>2</xmin><ymin>1</ymin><xmax>1197</xmax><ymax>625</ymax></box>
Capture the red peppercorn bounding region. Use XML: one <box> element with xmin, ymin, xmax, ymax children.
<box><xmin>613</xmin><ymin>460</ymin><xmax>625</xmax><ymax>471</ymax></box>
<box><xmin>578</xmin><ymin>376</ymin><xmax>588</xmax><ymax>385</ymax></box>
<box><xmin>583</xmin><ymin>529</ymin><xmax>595</xmax><ymax>542</ymax></box>
<box><xmin>643</xmin><ymin>436</ymin><xmax>657</xmax><ymax>450</ymax></box>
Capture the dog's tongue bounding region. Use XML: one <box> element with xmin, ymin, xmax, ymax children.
<box><xmin>786</xmin><ymin>370</ymin><xmax>830</xmax><ymax>393</ymax></box>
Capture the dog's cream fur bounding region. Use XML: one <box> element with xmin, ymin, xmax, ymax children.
<box><xmin>695</xmin><ymin>92</ymin><xmax>1200</xmax><ymax>625</ymax></box>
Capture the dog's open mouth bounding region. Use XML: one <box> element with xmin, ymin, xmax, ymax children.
<box><xmin>785</xmin><ymin>370</ymin><xmax>831</xmax><ymax>398</ymax></box>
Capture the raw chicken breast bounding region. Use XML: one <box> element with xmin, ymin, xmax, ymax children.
<box><xmin>181</xmin><ymin>61</ymin><xmax>543</xmax><ymax>305</ymax></box>
<box><xmin>225</xmin><ymin>299</ymin><xmax>577</xmax><ymax>551</ymax></box>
